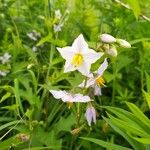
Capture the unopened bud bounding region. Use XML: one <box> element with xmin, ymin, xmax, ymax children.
<box><xmin>105</xmin><ymin>46</ymin><xmax>117</xmax><ymax>57</ymax></box>
<box><xmin>17</xmin><ymin>133</ymin><xmax>30</xmax><ymax>142</ymax></box>
<box><xmin>100</xmin><ymin>34</ymin><xmax>116</xmax><ymax>43</ymax></box>
<box><xmin>117</xmin><ymin>39</ymin><xmax>131</xmax><ymax>48</ymax></box>
<box><xmin>71</xmin><ymin>128</ymin><xmax>81</xmax><ymax>135</ymax></box>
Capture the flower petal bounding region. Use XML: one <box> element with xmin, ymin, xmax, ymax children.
<box><xmin>64</xmin><ymin>61</ymin><xmax>76</xmax><ymax>73</ymax></box>
<box><xmin>50</xmin><ymin>90</ymin><xmax>73</xmax><ymax>102</ymax></box>
<box><xmin>50</xmin><ymin>90</ymin><xmax>67</xmax><ymax>99</ymax></box>
<box><xmin>97</xmin><ymin>58</ymin><xmax>108</xmax><ymax>76</ymax></box>
<box><xmin>73</xmin><ymin>94</ymin><xmax>92</xmax><ymax>102</ymax></box>
<box><xmin>85</xmin><ymin>107</ymin><xmax>93</xmax><ymax>126</ymax></box>
<box><xmin>72</xmin><ymin>34</ymin><xmax>88</xmax><ymax>53</ymax></box>
<box><xmin>94</xmin><ymin>86</ymin><xmax>102</xmax><ymax>96</ymax></box>
<box><xmin>91</xmin><ymin>107</ymin><xmax>96</xmax><ymax>124</ymax></box>
<box><xmin>77</xmin><ymin>61</ymin><xmax>91</xmax><ymax>76</ymax></box>
<box><xmin>83</xmin><ymin>49</ymin><xmax>103</xmax><ymax>64</ymax></box>
<box><xmin>57</xmin><ymin>47</ymin><xmax>75</xmax><ymax>61</ymax></box>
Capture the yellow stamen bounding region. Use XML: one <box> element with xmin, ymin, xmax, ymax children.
<box><xmin>96</xmin><ymin>76</ymin><xmax>105</xmax><ymax>86</ymax></box>
<box><xmin>72</xmin><ymin>53</ymin><xmax>83</xmax><ymax>67</ymax></box>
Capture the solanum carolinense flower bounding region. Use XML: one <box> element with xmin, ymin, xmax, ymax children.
<box><xmin>57</xmin><ymin>34</ymin><xmax>103</xmax><ymax>76</ymax></box>
<box><xmin>50</xmin><ymin>90</ymin><xmax>92</xmax><ymax>103</ymax></box>
<box><xmin>79</xmin><ymin>58</ymin><xmax>108</xmax><ymax>96</ymax></box>
<box><xmin>85</xmin><ymin>106</ymin><xmax>96</xmax><ymax>126</ymax></box>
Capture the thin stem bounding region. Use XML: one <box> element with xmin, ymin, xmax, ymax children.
<box><xmin>111</xmin><ymin>58</ymin><xmax>116</xmax><ymax>106</ymax></box>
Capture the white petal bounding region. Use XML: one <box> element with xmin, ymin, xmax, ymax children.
<box><xmin>78</xmin><ymin>74</ymin><xmax>94</xmax><ymax>88</ymax></box>
<box><xmin>72</xmin><ymin>34</ymin><xmax>88</xmax><ymax>53</ymax></box>
<box><xmin>73</xmin><ymin>94</ymin><xmax>92</xmax><ymax>102</ymax></box>
<box><xmin>91</xmin><ymin>107</ymin><xmax>96</xmax><ymax>124</ymax></box>
<box><xmin>86</xmin><ymin>78</ymin><xmax>95</xmax><ymax>87</ymax></box>
<box><xmin>83</xmin><ymin>49</ymin><xmax>103</xmax><ymax>64</ymax></box>
<box><xmin>85</xmin><ymin>107</ymin><xmax>93</xmax><ymax>126</ymax></box>
<box><xmin>64</xmin><ymin>61</ymin><xmax>76</xmax><ymax>73</ymax></box>
<box><xmin>50</xmin><ymin>90</ymin><xmax>73</xmax><ymax>102</ymax></box>
<box><xmin>77</xmin><ymin>61</ymin><xmax>91</xmax><ymax>76</ymax></box>
<box><xmin>50</xmin><ymin>90</ymin><xmax>67</xmax><ymax>99</ymax></box>
<box><xmin>94</xmin><ymin>86</ymin><xmax>102</xmax><ymax>96</ymax></box>
<box><xmin>97</xmin><ymin>58</ymin><xmax>108</xmax><ymax>76</ymax></box>
<box><xmin>57</xmin><ymin>47</ymin><xmax>75</xmax><ymax>61</ymax></box>
<box><xmin>78</xmin><ymin>80</ymin><xmax>85</xmax><ymax>88</ymax></box>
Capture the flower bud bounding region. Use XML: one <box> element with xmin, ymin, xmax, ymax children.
<box><xmin>100</xmin><ymin>34</ymin><xmax>116</xmax><ymax>43</ymax></box>
<box><xmin>117</xmin><ymin>39</ymin><xmax>131</xmax><ymax>48</ymax></box>
<box><xmin>105</xmin><ymin>46</ymin><xmax>117</xmax><ymax>57</ymax></box>
<box><xmin>85</xmin><ymin>106</ymin><xmax>96</xmax><ymax>126</ymax></box>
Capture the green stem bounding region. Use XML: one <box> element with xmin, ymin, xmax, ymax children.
<box><xmin>111</xmin><ymin>58</ymin><xmax>116</xmax><ymax>106</ymax></box>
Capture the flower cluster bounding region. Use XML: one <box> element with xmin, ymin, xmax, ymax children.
<box><xmin>99</xmin><ymin>33</ymin><xmax>131</xmax><ymax>57</ymax></box>
<box><xmin>50</xmin><ymin>34</ymin><xmax>131</xmax><ymax>127</ymax></box>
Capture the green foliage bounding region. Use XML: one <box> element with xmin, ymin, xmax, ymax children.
<box><xmin>0</xmin><ymin>0</ymin><xmax>150</xmax><ymax>149</ymax></box>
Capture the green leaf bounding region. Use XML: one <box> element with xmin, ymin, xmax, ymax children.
<box><xmin>80</xmin><ymin>137</ymin><xmax>132</xmax><ymax>150</ymax></box>
<box><xmin>56</xmin><ymin>113</ymin><xmax>76</xmax><ymax>132</ymax></box>
<box><xmin>143</xmin><ymin>90</ymin><xmax>150</xmax><ymax>109</ymax></box>
<box><xmin>0</xmin><ymin>120</ymin><xmax>23</xmax><ymax>132</ymax></box>
<box><xmin>103</xmin><ymin>117</ymin><xmax>144</xmax><ymax>150</ymax></box>
<box><xmin>107</xmin><ymin>113</ymin><xmax>149</xmax><ymax>137</ymax></box>
<box><xmin>146</xmin><ymin>72</ymin><xmax>150</xmax><ymax>93</ymax></box>
<box><xmin>125</xmin><ymin>0</ymin><xmax>141</xmax><ymax>19</ymax></box>
<box><xmin>0</xmin><ymin>92</ymin><xmax>11</xmax><ymax>103</ymax></box>
<box><xmin>0</xmin><ymin>134</ymin><xmax>25</xmax><ymax>150</ymax></box>
<box><xmin>126</xmin><ymin>102</ymin><xmax>150</xmax><ymax>128</ymax></box>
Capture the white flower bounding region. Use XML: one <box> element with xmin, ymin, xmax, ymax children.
<box><xmin>0</xmin><ymin>53</ymin><xmax>11</xmax><ymax>64</ymax></box>
<box><xmin>54</xmin><ymin>23</ymin><xmax>63</xmax><ymax>33</ymax></box>
<box><xmin>55</xmin><ymin>9</ymin><xmax>62</xmax><ymax>20</ymax></box>
<box><xmin>85</xmin><ymin>106</ymin><xmax>96</xmax><ymax>126</ymax></box>
<box><xmin>32</xmin><ymin>46</ymin><xmax>37</xmax><ymax>52</ymax></box>
<box><xmin>50</xmin><ymin>90</ymin><xmax>92</xmax><ymax>103</ymax></box>
<box><xmin>27</xmin><ymin>30</ymin><xmax>41</xmax><ymax>41</ymax></box>
<box><xmin>100</xmin><ymin>34</ymin><xmax>116</xmax><ymax>43</ymax></box>
<box><xmin>0</xmin><ymin>70</ymin><xmax>9</xmax><ymax>76</ymax></box>
<box><xmin>105</xmin><ymin>45</ymin><xmax>117</xmax><ymax>57</ymax></box>
<box><xmin>57</xmin><ymin>34</ymin><xmax>103</xmax><ymax>76</ymax></box>
<box><xmin>117</xmin><ymin>39</ymin><xmax>131</xmax><ymax>48</ymax></box>
<box><xmin>79</xmin><ymin>58</ymin><xmax>108</xmax><ymax>96</ymax></box>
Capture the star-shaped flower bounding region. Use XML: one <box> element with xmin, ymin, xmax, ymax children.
<box><xmin>79</xmin><ymin>58</ymin><xmax>108</xmax><ymax>96</ymax></box>
<box><xmin>57</xmin><ymin>34</ymin><xmax>103</xmax><ymax>76</ymax></box>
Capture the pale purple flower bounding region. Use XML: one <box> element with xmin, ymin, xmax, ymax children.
<box><xmin>57</xmin><ymin>34</ymin><xmax>103</xmax><ymax>76</ymax></box>
<box><xmin>100</xmin><ymin>34</ymin><xmax>116</xmax><ymax>43</ymax></box>
<box><xmin>85</xmin><ymin>106</ymin><xmax>96</xmax><ymax>126</ymax></box>
<box><xmin>27</xmin><ymin>30</ymin><xmax>41</xmax><ymax>41</ymax></box>
<box><xmin>0</xmin><ymin>53</ymin><xmax>11</xmax><ymax>64</ymax></box>
<box><xmin>54</xmin><ymin>24</ymin><xmax>63</xmax><ymax>33</ymax></box>
<box><xmin>50</xmin><ymin>90</ymin><xmax>92</xmax><ymax>103</ymax></box>
<box><xmin>79</xmin><ymin>58</ymin><xmax>108</xmax><ymax>96</ymax></box>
